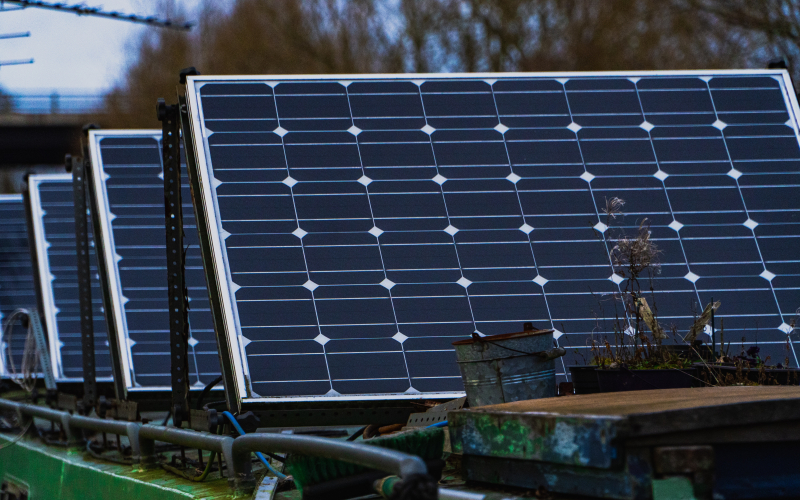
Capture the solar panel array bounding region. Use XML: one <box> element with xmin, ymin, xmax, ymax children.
<box><xmin>185</xmin><ymin>71</ymin><xmax>800</xmax><ymax>403</ymax></box>
<box><xmin>28</xmin><ymin>174</ymin><xmax>113</xmax><ymax>382</ymax></box>
<box><xmin>0</xmin><ymin>195</ymin><xmax>38</xmax><ymax>378</ymax></box>
<box><xmin>88</xmin><ymin>131</ymin><xmax>221</xmax><ymax>390</ymax></box>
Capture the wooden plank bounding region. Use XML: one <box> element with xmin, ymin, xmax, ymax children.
<box><xmin>473</xmin><ymin>386</ymin><xmax>800</xmax><ymax>416</ymax></box>
<box><xmin>449</xmin><ymin>387</ymin><xmax>800</xmax><ymax>467</ymax></box>
<box><xmin>462</xmin><ymin>387</ymin><xmax>800</xmax><ymax>436</ymax></box>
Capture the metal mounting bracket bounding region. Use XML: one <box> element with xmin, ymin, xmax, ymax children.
<box><xmin>157</xmin><ymin>98</ymin><xmax>190</xmax><ymax>427</ymax></box>
<box><xmin>69</xmin><ymin>154</ymin><xmax>97</xmax><ymax>411</ymax></box>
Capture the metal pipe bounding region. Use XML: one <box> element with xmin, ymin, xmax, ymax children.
<box><xmin>69</xmin><ymin>414</ymin><xmax>141</xmax><ymax>461</ymax></box>
<box><xmin>231</xmin><ymin>433</ymin><xmax>429</xmax><ymax>494</ymax></box>
<box><xmin>1</xmin><ymin>401</ymin><xmax>76</xmax><ymax>445</ymax></box>
<box><xmin>138</xmin><ymin>424</ymin><xmax>234</xmax><ymax>482</ymax></box>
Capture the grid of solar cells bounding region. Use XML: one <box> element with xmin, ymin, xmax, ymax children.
<box><xmin>188</xmin><ymin>72</ymin><xmax>800</xmax><ymax>400</ymax></box>
<box><xmin>0</xmin><ymin>195</ymin><xmax>37</xmax><ymax>378</ymax></box>
<box><xmin>90</xmin><ymin>132</ymin><xmax>220</xmax><ymax>389</ymax></box>
<box><xmin>29</xmin><ymin>175</ymin><xmax>113</xmax><ymax>381</ymax></box>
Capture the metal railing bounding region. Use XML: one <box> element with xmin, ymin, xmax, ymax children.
<box><xmin>0</xmin><ymin>92</ymin><xmax>106</xmax><ymax>115</ymax></box>
<box><xmin>0</xmin><ymin>397</ymin><xmax>519</xmax><ymax>499</ymax></box>
<box><xmin>0</xmin><ymin>397</ymin><xmax>495</xmax><ymax>498</ymax></box>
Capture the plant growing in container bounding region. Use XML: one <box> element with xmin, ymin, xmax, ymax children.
<box><xmin>694</xmin><ymin>321</ymin><xmax>800</xmax><ymax>387</ymax></box>
<box><xmin>570</xmin><ymin>198</ymin><xmax>718</xmax><ymax>393</ymax></box>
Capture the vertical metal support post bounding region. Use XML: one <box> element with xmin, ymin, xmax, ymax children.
<box><xmin>28</xmin><ymin>310</ymin><xmax>56</xmax><ymax>392</ymax></box>
<box><xmin>178</xmin><ymin>89</ymin><xmax>239</xmax><ymax>413</ymax></box>
<box><xmin>71</xmin><ymin>155</ymin><xmax>97</xmax><ymax>411</ymax></box>
<box><xmin>158</xmin><ymin>99</ymin><xmax>190</xmax><ymax>427</ymax></box>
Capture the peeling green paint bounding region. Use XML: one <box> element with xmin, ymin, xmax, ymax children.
<box><xmin>0</xmin><ymin>433</ymin><xmax>231</xmax><ymax>500</ymax></box>
<box><xmin>449</xmin><ymin>410</ymin><xmax>623</xmax><ymax>468</ymax></box>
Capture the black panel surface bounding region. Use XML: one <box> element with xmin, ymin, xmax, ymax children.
<box><xmin>0</xmin><ymin>195</ymin><xmax>37</xmax><ymax>378</ymax></box>
<box><xmin>188</xmin><ymin>72</ymin><xmax>800</xmax><ymax>401</ymax></box>
<box><xmin>90</xmin><ymin>133</ymin><xmax>220</xmax><ymax>389</ymax></box>
<box><xmin>29</xmin><ymin>175</ymin><xmax>113</xmax><ymax>381</ymax></box>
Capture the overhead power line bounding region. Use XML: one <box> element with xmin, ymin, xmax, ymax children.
<box><xmin>0</xmin><ymin>1</ymin><xmax>194</xmax><ymax>30</ymax></box>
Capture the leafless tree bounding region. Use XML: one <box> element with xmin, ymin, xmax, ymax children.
<box><xmin>100</xmin><ymin>0</ymin><xmax>794</xmax><ymax>128</ymax></box>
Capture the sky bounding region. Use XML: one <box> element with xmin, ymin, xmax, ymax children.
<box><xmin>0</xmin><ymin>0</ymin><xmax>187</xmax><ymax>95</ymax></box>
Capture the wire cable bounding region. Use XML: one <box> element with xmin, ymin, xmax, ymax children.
<box><xmin>221</xmin><ymin>411</ymin><xmax>287</xmax><ymax>479</ymax></box>
<box><xmin>0</xmin><ymin>420</ymin><xmax>32</xmax><ymax>450</ymax></box>
<box><xmin>161</xmin><ymin>450</ymin><xmax>217</xmax><ymax>481</ymax></box>
<box><xmin>195</xmin><ymin>375</ymin><xmax>223</xmax><ymax>410</ymax></box>
<box><xmin>2</xmin><ymin>309</ymin><xmax>40</xmax><ymax>394</ymax></box>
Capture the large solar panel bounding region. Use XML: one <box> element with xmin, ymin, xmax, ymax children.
<box><xmin>0</xmin><ymin>194</ymin><xmax>38</xmax><ymax>379</ymax></box>
<box><xmin>87</xmin><ymin>130</ymin><xmax>221</xmax><ymax>391</ymax></box>
<box><xmin>184</xmin><ymin>71</ymin><xmax>800</xmax><ymax>404</ymax></box>
<box><xmin>27</xmin><ymin>174</ymin><xmax>113</xmax><ymax>382</ymax></box>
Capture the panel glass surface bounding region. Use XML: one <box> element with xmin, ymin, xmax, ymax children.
<box><xmin>0</xmin><ymin>195</ymin><xmax>37</xmax><ymax>378</ymax></box>
<box><xmin>186</xmin><ymin>72</ymin><xmax>800</xmax><ymax>402</ymax></box>
<box><xmin>88</xmin><ymin>131</ymin><xmax>220</xmax><ymax>390</ymax></box>
<box><xmin>28</xmin><ymin>174</ymin><xmax>113</xmax><ymax>382</ymax></box>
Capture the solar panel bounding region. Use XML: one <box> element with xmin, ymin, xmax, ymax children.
<box><xmin>27</xmin><ymin>174</ymin><xmax>113</xmax><ymax>382</ymax></box>
<box><xmin>87</xmin><ymin>130</ymin><xmax>221</xmax><ymax>391</ymax></box>
<box><xmin>183</xmin><ymin>71</ymin><xmax>800</xmax><ymax>404</ymax></box>
<box><xmin>0</xmin><ymin>194</ymin><xmax>38</xmax><ymax>379</ymax></box>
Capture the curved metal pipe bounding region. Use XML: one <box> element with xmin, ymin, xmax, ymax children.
<box><xmin>138</xmin><ymin>424</ymin><xmax>234</xmax><ymax>482</ymax></box>
<box><xmin>231</xmin><ymin>432</ymin><xmax>429</xmax><ymax>494</ymax></box>
<box><xmin>7</xmin><ymin>401</ymin><xmax>75</xmax><ymax>445</ymax></box>
<box><xmin>69</xmin><ymin>414</ymin><xmax>141</xmax><ymax>460</ymax></box>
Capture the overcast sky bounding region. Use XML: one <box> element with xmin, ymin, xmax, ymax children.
<box><xmin>0</xmin><ymin>0</ymin><xmax>183</xmax><ymax>95</ymax></box>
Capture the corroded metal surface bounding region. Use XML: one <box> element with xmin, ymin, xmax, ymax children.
<box><xmin>449</xmin><ymin>410</ymin><xmax>625</xmax><ymax>469</ymax></box>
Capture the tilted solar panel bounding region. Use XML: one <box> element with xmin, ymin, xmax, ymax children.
<box><xmin>184</xmin><ymin>71</ymin><xmax>800</xmax><ymax>404</ymax></box>
<box><xmin>87</xmin><ymin>130</ymin><xmax>221</xmax><ymax>391</ymax></box>
<box><xmin>27</xmin><ymin>174</ymin><xmax>113</xmax><ymax>382</ymax></box>
<box><xmin>0</xmin><ymin>194</ymin><xmax>38</xmax><ymax>379</ymax></box>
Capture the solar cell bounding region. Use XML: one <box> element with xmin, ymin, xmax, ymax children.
<box><xmin>184</xmin><ymin>71</ymin><xmax>800</xmax><ymax>403</ymax></box>
<box><xmin>27</xmin><ymin>174</ymin><xmax>113</xmax><ymax>382</ymax></box>
<box><xmin>87</xmin><ymin>130</ymin><xmax>221</xmax><ymax>391</ymax></box>
<box><xmin>0</xmin><ymin>194</ymin><xmax>38</xmax><ymax>379</ymax></box>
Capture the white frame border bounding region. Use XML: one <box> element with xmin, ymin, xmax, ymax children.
<box><xmin>27</xmin><ymin>174</ymin><xmax>68</xmax><ymax>381</ymax></box>
<box><xmin>88</xmin><ymin>129</ymin><xmax>170</xmax><ymax>391</ymax></box>
<box><xmin>28</xmin><ymin>173</ymin><xmax>117</xmax><ymax>383</ymax></box>
<box><xmin>186</xmin><ymin>69</ymin><xmax>800</xmax><ymax>404</ymax></box>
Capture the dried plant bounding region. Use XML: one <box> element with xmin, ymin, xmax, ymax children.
<box><xmin>610</xmin><ymin>219</ymin><xmax>662</xmax><ymax>289</ymax></box>
<box><xmin>602</xmin><ymin>196</ymin><xmax>626</xmax><ymax>221</ymax></box>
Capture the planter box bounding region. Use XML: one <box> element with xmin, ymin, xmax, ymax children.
<box><xmin>595</xmin><ymin>367</ymin><xmax>698</xmax><ymax>392</ymax></box>
<box><xmin>694</xmin><ymin>363</ymin><xmax>800</xmax><ymax>386</ymax></box>
<box><xmin>568</xmin><ymin>365</ymin><xmax>601</xmax><ymax>394</ymax></box>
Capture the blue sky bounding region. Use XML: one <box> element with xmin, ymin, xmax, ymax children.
<box><xmin>0</xmin><ymin>1</ymin><xmax>186</xmax><ymax>95</ymax></box>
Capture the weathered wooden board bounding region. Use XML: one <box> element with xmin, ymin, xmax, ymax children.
<box><xmin>449</xmin><ymin>387</ymin><xmax>800</xmax><ymax>467</ymax></box>
<box><xmin>474</xmin><ymin>386</ymin><xmax>800</xmax><ymax>416</ymax></box>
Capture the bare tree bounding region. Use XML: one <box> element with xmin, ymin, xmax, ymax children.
<box><xmin>101</xmin><ymin>0</ymin><xmax>789</xmax><ymax>128</ymax></box>
<box><xmin>687</xmin><ymin>0</ymin><xmax>800</xmax><ymax>83</ymax></box>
